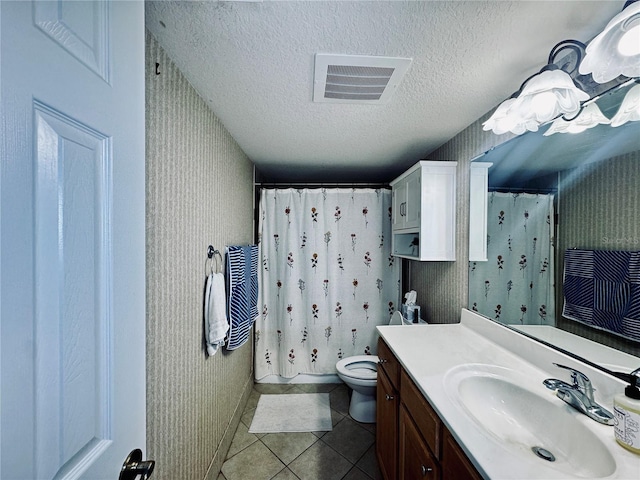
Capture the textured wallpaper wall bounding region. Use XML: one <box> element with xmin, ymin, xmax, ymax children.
<box><xmin>558</xmin><ymin>153</ymin><xmax>640</xmax><ymax>355</ymax></box>
<box><xmin>145</xmin><ymin>32</ymin><xmax>255</xmax><ymax>480</ymax></box>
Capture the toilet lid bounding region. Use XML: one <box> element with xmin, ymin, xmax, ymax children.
<box><xmin>336</xmin><ymin>355</ymin><xmax>378</xmax><ymax>381</ymax></box>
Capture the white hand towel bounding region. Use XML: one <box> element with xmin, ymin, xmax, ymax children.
<box><xmin>205</xmin><ymin>272</ymin><xmax>229</xmax><ymax>356</ymax></box>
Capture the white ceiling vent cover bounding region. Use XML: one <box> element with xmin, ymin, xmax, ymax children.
<box><xmin>313</xmin><ymin>54</ymin><xmax>412</xmax><ymax>104</ymax></box>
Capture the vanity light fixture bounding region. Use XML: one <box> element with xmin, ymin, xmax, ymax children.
<box><xmin>481</xmin><ymin>98</ymin><xmax>539</xmax><ymax>135</ymax></box>
<box><xmin>543</xmin><ymin>102</ymin><xmax>610</xmax><ymax>136</ymax></box>
<box><xmin>511</xmin><ymin>68</ymin><xmax>589</xmax><ymax>124</ymax></box>
<box><xmin>579</xmin><ymin>0</ymin><xmax>640</xmax><ymax>84</ymax></box>
<box><xmin>485</xmin><ymin>1</ymin><xmax>640</xmax><ymax>137</ymax></box>
<box><xmin>483</xmin><ymin>40</ymin><xmax>590</xmax><ymax>135</ymax></box>
<box><xmin>610</xmin><ymin>82</ymin><xmax>640</xmax><ymax>126</ymax></box>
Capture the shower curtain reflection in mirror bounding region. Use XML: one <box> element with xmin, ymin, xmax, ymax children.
<box><xmin>255</xmin><ymin>188</ymin><xmax>400</xmax><ymax>380</ymax></box>
<box><xmin>469</xmin><ymin>192</ymin><xmax>555</xmax><ymax>326</ymax></box>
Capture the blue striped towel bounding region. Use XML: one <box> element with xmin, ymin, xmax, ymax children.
<box><xmin>563</xmin><ymin>249</ymin><xmax>640</xmax><ymax>342</ymax></box>
<box><xmin>226</xmin><ymin>245</ymin><xmax>259</xmax><ymax>350</ymax></box>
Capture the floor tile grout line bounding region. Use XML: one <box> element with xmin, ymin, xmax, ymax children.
<box><xmin>318</xmin><ymin>420</ymin><xmax>377</xmax><ymax>476</ymax></box>
<box><xmin>341</xmin><ymin>464</ymin><xmax>375</xmax><ymax>480</ymax></box>
<box><xmin>257</xmin><ymin>432</ymin><xmax>322</xmax><ymax>467</ymax></box>
<box><xmin>316</xmin><ymin>436</ymin><xmax>360</xmax><ymax>468</ymax></box>
<box><xmin>222</xmin><ymin>432</ymin><xmax>259</xmax><ymax>463</ymax></box>
<box><xmin>269</xmin><ymin>465</ymin><xmax>302</xmax><ymax>480</ymax></box>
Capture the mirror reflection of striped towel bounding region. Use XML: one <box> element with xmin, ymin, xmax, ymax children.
<box><xmin>563</xmin><ymin>249</ymin><xmax>640</xmax><ymax>342</ymax></box>
<box><xmin>226</xmin><ymin>245</ymin><xmax>259</xmax><ymax>350</ymax></box>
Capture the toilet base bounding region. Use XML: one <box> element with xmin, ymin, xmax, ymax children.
<box><xmin>349</xmin><ymin>390</ymin><xmax>377</xmax><ymax>423</ymax></box>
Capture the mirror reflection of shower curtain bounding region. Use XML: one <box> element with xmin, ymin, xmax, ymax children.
<box><xmin>469</xmin><ymin>192</ymin><xmax>555</xmax><ymax>326</ymax></box>
<box><xmin>255</xmin><ymin>188</ymin><xmax>400</xmax><ymax>380</ymax></box>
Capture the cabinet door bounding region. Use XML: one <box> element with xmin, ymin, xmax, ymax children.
<box><xmin>399</xmin><ymin>405</ymin><xmax>440</xmax><ymax>480</ymax></box>
<box><xmin>377</xmin><ymin>369</ymin><xmax>398</xmax><ymax>480</ymax></box>
<box><xmin>404</xmin><ymin>169</ymin><xmax>421</xmax><ymax>229</ymax></box>
<box><xmin>400</xmin><ymin>370</ymin><xmax>442</xmax><ymax>459</ymax></box>
<box><xmin>420</xmin><ymin>163</ymin><xmax>456</xmax><ymax>260</ymax></box>
<box><xmin>469</xmin><ymin>162</ymin><xmax>492</xmax><ymax>261</ymax></box>
<box><xmin>442</xmin><ymin>429</ymin><xmax>482</xmax><ymax>480</ymax></box>
<box><xmin>392</xmin><ymin>179</ymin><xmax>408</xmax><ymax>230</ymax></box>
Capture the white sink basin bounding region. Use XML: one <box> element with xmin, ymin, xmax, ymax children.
<box><xmin>444</xmin><ymin>364</ymin><xmax>616</xmax><ymax>478</ymax></box>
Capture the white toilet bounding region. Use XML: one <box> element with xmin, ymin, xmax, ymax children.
<box><xmin>336</xmin><ymin>355</ymin><xmax>379</xmax><ymax>423</ymax></box>
<box><xmin>335</xmin><ymin>311</ymin><xmax>407</xmax><ymax>423</ymax></box>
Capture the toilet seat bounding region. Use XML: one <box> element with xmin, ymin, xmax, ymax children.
<box><xmin>336</xmin><ymin>355</ymin><xmax>378</xmax><ymax>381</ymax></box>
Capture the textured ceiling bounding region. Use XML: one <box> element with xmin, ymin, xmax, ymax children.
<box><xmin>145</xmin><ymin>0</ymin><xmax>625</xmax><ymax>182</ymax></box>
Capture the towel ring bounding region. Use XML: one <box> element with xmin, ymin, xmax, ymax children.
<box><xmin>206</xmin><ymin>245</ymin><xmax>223</xmax><ymax>274</ymax></box>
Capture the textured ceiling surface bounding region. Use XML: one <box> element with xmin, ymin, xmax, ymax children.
<box><xmin>145</xmin><ymin>1</ymin><xmax>625</xmax><ymax>182</ymax></box>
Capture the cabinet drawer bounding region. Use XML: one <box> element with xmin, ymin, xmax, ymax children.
<box><xmin>377</xmin><ymin>338</ymin><xmax>399</xmax><ymax>390</ymax></box>
<box><xmin>401</xmin><ymin>369</ymin><xmax>442</xmax><ymax>459</ymax></box>
<box><xmin>399</xmin><ymin>405</ymin><xmax>440</xmax><ymax>480</ymax></box>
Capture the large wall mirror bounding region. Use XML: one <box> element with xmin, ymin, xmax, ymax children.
<box><xmin>470</xmin><ymin>81</ymin><xmax>640</xmax><ymax>374</ymax></box>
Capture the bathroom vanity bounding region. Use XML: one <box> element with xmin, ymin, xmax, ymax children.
<box><xmin>376</xmin><ymin>309</ymin><xmax>640</xmax><ymax>479</ymax></box>
<box><xmin>377</xmin><ymin>335</ymin><xmax>480</xmax><ymax>479</ymax></box>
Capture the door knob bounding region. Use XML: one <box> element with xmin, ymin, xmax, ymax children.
<box><xmin>120</xmin><ymin>448</ymin><xmax>155</xmax><ymax>480</ymax></box>
<box><xmin>385</xmin><ymin>394</ymin><xmax>395</xmax><ymax>401</ymax></box>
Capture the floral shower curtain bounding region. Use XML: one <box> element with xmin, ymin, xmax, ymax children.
<box><xmin>469</xmin><ymin>192</ymin><xmax>555</xmax><ymax>325</ymax></box>
<box><xmin>255</xmin><ymin>188</ymin><xmax>400</xmax><ymax>379</ymax></box>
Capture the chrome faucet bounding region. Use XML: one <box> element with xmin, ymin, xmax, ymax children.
<box><xmin>543</xmin><ymin>363</ymin><xmax>615</xmax><ymax>426</ymax></box>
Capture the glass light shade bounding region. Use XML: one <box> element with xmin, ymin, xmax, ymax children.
<box><xmin>579</xmin><ymin>1</ymin><xmax>640</xmax><ymax>83</ymax></box>
<box><xmin>618</xmin><ymin>24</ymin><xmax>640</xmax><ymax>56</ymax></box>
<box><xmin>543</xmin><ymin>102</ymin><xmax>611</xmax><ymax>136</ymax></box>
<box><xmin>510</xmin><ymin>69</ymin><xmax>590</xmax><ymax>123</ymax></box>
<box><xmin>482</xmin><ymin>98</ymin><xmax>540</xmax><ymax>135</ymax></box>
<box><xmin>610</xmin><ymin>83</ymin><xmax>640</xmax><ymax>126</ymax></box>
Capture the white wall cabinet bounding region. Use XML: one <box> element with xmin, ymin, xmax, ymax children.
<box><xmin>390</xmin><ymin>161</ymin><xmax>457</xmax><ymax>261</ymax></box>
<box><xmin>469</xmin><ymin>162</ymin><xmax>492</xmax><ymax>262</ymax></box>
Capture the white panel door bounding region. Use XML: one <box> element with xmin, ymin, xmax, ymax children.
<box><xmin>1</xmin><ymin>1</ymin><xmax>147</xmax><ymax>479</ymax></box>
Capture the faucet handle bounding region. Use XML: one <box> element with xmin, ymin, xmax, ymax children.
<box><xmin>553</xmin><ymin>363</ymin><xmax>594</xmax><ymax>399</ymax></box>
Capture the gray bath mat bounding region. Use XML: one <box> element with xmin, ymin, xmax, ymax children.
<box><xmin>249</xmin><ymin>393</ymin><xmax>332</xmax><ymax>433</ymax></box>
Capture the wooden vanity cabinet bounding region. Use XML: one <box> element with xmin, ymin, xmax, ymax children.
<box><xmin>399</xmin><ymin>369</ymin><xmax>442</xmax><ymax>479</ymax></box>
<box><xmin>377</xmin><ymin>337</ymin><xmax>482</xmax><ymax>480</ymax></box>
<box><xmin>442</xmin><ymin>429</ymin><xmax>483</xmax><ymax>480</ymax></box>
<box><xmin>400</xmin><ymin>369</ymin><xmax>442</xmax><ymax>458</ymax></box>
<box><xmin>399</xmin><ymin>404</ymin><xmax>440</xmax><ymax>479</ymax></box>
<box><xmin>377</xmin><ymin>338</ymin><xmax>400</xmax><ymax>480</ymax></box>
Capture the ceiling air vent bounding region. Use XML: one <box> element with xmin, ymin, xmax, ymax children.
<box><xmin>313</xmin><ymin>54</ymin><xmax>412</xmax><ymax>104</ymax></box>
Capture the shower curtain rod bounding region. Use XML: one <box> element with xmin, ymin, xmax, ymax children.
<box><xmin>489</xmin><ymin>186</ymin><xmax>557</xmax><ymax>194</ymax></box>
<box><xmin>255</xmin><ymin>182</ymin><xmax>390</xmax><ymax>188</ymax></box>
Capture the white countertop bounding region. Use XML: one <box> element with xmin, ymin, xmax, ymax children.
<box><xmin>377</xmin><ymin>309</ymin><xmax>640</xmax><ymax>479</ymax></box>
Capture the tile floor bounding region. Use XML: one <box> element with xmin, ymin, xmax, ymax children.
<box><xmin>218</xmin><ymin>382</ymin><xmax>382</xmax><ymax>480</ymax></box>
